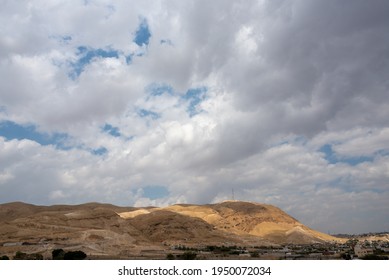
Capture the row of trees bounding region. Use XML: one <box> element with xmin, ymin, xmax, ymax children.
<box><xmin>52</xmin><ymin>249</ymin><xmax>87</xmax><ymax>260</ymax></box>
<box><xmin>0</xmin><ymin>249</ymin><xmax>87</xmax><ymax>260</ymax></box>
<box><xmin>166</xmin><ymin>251</ymin><xmax>197</xmax><ymax>260</ymax></box>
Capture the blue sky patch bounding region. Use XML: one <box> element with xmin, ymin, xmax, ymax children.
<box><xmin>341</xmin><ymin>156</ymin><xmax>374</xmax><ymax>166</ymax></box>
<box><xmin>146</xmin><ymin>83</ymin><xmax>174</xmax><ymax>97</ymax></box>
<box><xmin>183</xmin><ymin>87</ymin><xmax>207</xmax><ymax>117</ymax></box>
<box><xmin>319</xmin><ymin>144</ymin><xmax>337</xmax><ymax>164</ymax></box>
<box><xmin>0</xmin><ymin>120</ymin><xmax>69</xmax><ymax>149</ymax></box>
<box><xmin>92</xmin><ymin>146</ymin><xmax>108</xmax><ymax>156</ymax></box>
<box><xmin>70</xmin><ymin>46</ymin><xmax>120</xmax><ymax>78</ymax></box>
<box><xmin>102</xmin><ymin>123</ymin><xmax>121</xmax><ymax>137</ymax></box>
<box><xmin>319</xmin><ymin>144</ymin><xmax>374</xmax><ymax>166</ymax></box>
<box><xmin>49</xmin><ymin>35</ymin><xmax>72</xmax><ymax>45</ymax></box>
<box><xmin>125</xmin><ymin>54</ymin><xmax>133</xmax><ymax>64</ymax></box>
<box><xmin>134</xmin><ymin>18</ymin><xmax>151</xmax><ymax>46</ymax></box>
<box><xmin>142</xmin><ymin>185</ymin><xmax>169</xmax><ymax>200</ymax></box>
<box><xmin>61</xmin><ymin>35</ymin><xmax>72</xmax><ymax>43</ymax></box>
<box><xmin>137</xmin><ymin>109</ymin><xmax>160</xmax><ymax>120</ymax></box>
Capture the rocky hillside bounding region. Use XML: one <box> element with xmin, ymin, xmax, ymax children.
<box><xmin>0</xmin><ymin>201</ymin><xmax>341</xmax><ymax>259</ymax></box>
<box><xmin>120</xmin><ymin>201</ymin><xmax>338</xmax><ymax>244</ymax></box>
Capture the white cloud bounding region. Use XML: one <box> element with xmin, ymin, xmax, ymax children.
<box><xmin>0</xmin><ymin>170</ymin><xmax>13</xmax><ymax>184</ymax></box>
<box><xmin>333</xmin><ymin>128</ymin><xmax>389</xmax><ymax>157</ymax></box>
<box><xmin>0</xmin><ymin>0</ymin><xmax>388</xmax><ymax>234</ymax></box>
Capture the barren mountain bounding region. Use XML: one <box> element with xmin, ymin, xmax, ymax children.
<box><xmin>0</xmin><ymin>200</ymin><xmax>341</xmax><ymax>259</ymax></box>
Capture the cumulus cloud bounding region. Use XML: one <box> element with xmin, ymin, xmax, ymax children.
<box><xmin>0</xmin><ymin>0</ymin><xmax>388</xmax><ymax>234</ymax></box>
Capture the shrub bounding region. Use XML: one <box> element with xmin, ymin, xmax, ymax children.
<box><xmin>13</xmin><ymin>251</ymin><xmax>43</xmax><ymax>260</ymax></box>
<box><xmin>52</xmin><ymin>249</ymin><xmax>65</xmax><ymax>260</ymax></box>
<box><xmin>13</xmin><ymin>251</ymin><xmax>27</xmax><ymax>260</ymax></box>
<box><xmin>340</xmin><ymin>253</ymin><xmax>352</xmax><ymax>260</ymax></box>
<box><xmin>64</xmin><ymin>250</ymin><xmax>87</xmax><ymax>260</ymax></box>
<box><xmin>178</xmin><ymin>251</ymin><xmax>197</xmax><ymax>260</ymax></box>
<box><xmin>361</xmin><ymin>254</ymin><xmax>388</xmax><ymax>260</ymax></box>
<box><xmin>250</xmin><ymin>251</ymin><xmax>259</xmax><ymax>258</ymax></box>
<box><xmin>29</xmin><ymin>253</ymin><xmax>43</xmax><ymax>260</ymax></box>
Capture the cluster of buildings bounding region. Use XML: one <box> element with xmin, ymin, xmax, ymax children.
<box><xmin>168</xmin><ymin>237</ymin><xmax>389</xmax><ymax>260</ymax></box>
<box><xmin>251</xmin><ymin>239</ymin><xmax>389</xmax><ymax>260</ymax></box>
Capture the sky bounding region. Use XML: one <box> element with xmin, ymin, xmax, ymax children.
<box><xmin>0</xmin><ymin>0</ymin><xmax>388</xmax><ymax>234</ymax></box>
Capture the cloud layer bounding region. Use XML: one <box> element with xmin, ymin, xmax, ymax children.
<box><xmin>1</xmin><ymin>0</ymin><xmax>389</xmax><ymax>234</ymax></box>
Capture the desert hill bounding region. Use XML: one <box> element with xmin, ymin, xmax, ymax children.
<box><xmin>121</xmin><ymin>201</ymin><xmax>338</xmax><ymax>244</ymax></box>
<box><xmin>0</xmin><ymin>200</ymin><xmax>341</xmax><ymax>259</ymax></box>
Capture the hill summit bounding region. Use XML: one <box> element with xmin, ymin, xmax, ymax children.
<box><xmin>0</xmin><ymin>200</ymin><xmax>340</xmax><ymax>259</ymax></box>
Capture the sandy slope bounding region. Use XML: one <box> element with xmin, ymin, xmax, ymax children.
<box><xmin>158</xmin><ymin>201</ymin><xmax>339</xmax><ymax>244</ymax></box>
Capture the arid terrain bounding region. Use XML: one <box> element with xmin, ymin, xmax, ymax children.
<box><xmin>0</xmin><ymin>200</ymin><xmax>347</xmax><ymax>259</ymax></box>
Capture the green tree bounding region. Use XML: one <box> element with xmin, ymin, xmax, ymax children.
<box><xmin>52</xmin><ymin>249</ymin><xmax>65</xmax><ymax>260</ymax></box>
<box><xmin>340</xmin><ymin>253</ymin><xmax>352</xmax><ymax>260</ymax></box>
<box><xmin>361</xmin><ymin>254</ymin><xmax>388</xmax><ymax>260</ymax></box>
<box><xmin>64</xmin><ymin>250</ymin><xmax>87</xmax><ymax>260</ymax></box>
<box><xmin>13</xmin><ymin>251</ymin><xmax>27</xmax><ymax>260</ymax></box>
<box><xmin>178</xmin><ymin>251</ymin><xmax>197</xmax><ymax>260</ymax></box>
<box><xmin>250</xmin><ymin>251</ymin><xmax>259</xmax><ymax>258</ymax></box>
<box><xmin>13</xmin><ymin>251</ymin><xmax>43</xmax><ymax>260</ymax></box>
